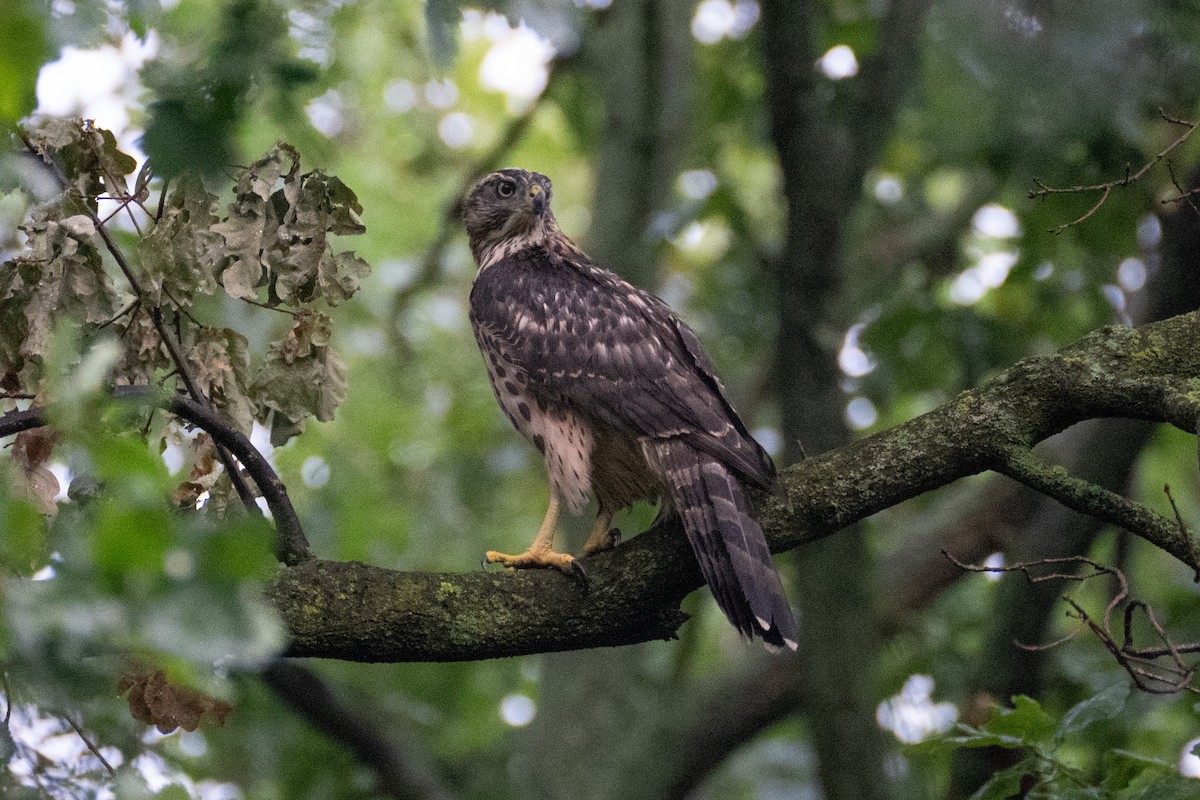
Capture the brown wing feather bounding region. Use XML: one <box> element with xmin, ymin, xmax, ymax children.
<box><xmin>469</xmin><ymin>241</ymin><xmax>774</xmax><ymax>488</ymax></box>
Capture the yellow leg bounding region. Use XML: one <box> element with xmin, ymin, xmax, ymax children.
<box><xmin>582</xmin><ymin>509</ymin><xmax>620</xmax><ymax>555</ymax></box>
<box><xmin>485</xmin><ymin>496</ymin><xmax>580</xmax><ymax>575</ymax></box>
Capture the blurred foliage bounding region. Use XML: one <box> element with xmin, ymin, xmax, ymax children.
<box><xmin>911</xmin><ymin>688</ymin><xmax>1200</xmax><ymax>799</ymax></box>
<box><xmin>0</xmin><ymin>0</ymin><xmax>1199</xmax><ymax>798</ymax></box>
<box><xmin>140</xmin><ymin>0</ymin><xmax>321</xmax><ymax>178</ymax></box>
<box><xmin>0</xmin><ymin>0</ymin><xmax>53</xmax><ymax>130</ymax></box>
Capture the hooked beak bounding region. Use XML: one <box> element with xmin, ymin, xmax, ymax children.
<box><xmin>529</xmin><ymin>184</ymin><xmax>547</xmax><ymax>216</ymax></box>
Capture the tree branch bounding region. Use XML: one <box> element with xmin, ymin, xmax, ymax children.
<box><xmin>0</xmin><ymin>387</ymin><xmax>311</xmax><ymax>565</ymax></box>
<box><xmin>21</xmin><ymin>130</ymin><xmax>267</xmax><ymax>530</ymax></box>
<box><xmin>261</xmin><ymin>661</ymin><xmax>453</xmax><ymax>800</ymax></box>
<box><xmin>3</xmin><ymin>315</ymin><xmax>1200</xmax><ymax>661</ymax></box>
<box><xmin>994</xmin><ymin>448</ymin><xmax>1200</xmax><ymax>576</ymax></box>
<box><xmin>1029</xmin><ymin>108</ymin><xmax>1200</xmax><ymax>233</ymax></box>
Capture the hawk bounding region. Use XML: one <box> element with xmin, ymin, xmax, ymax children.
<box><xmin>463</xmin><ymin>168</ymin><xmax>797</xmax><ymax>651</ymax></box>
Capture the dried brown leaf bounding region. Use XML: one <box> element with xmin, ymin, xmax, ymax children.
<box><xmin>251</xmin><ymin>310</ymin><xmax>346</xmax><ymax>438</ymax></box>
<box><xmin>118</xmin><ymin>668</ymin><xmax>232</xmax><ymax>734</ymax></box>
<box><xmin>189</xmin><ymin>327</ymin><xmax>254</xmax><ymax>434</ymax></box>
<box><xmin>137</xmin><ymin>177</ymin><xmax>223</xmax><ymax>305</ymax></box>
<box><xmin>12</xmin><ymin>429</ymin><xmax>60</xmax><ymax>516</ymax></box>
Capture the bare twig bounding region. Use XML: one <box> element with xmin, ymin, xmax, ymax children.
<box><xmin>1030</xmin><ymin>108</ymin><xmax>1200</xmax><ymax>233</ymax></box>
<box><xmin>1163</xmin><ymin>483</ymin><xmax>1200</xmax><ymax>580</ymax></box>
<box><xmin>1163</xmin><ymin>161</ymin><xmax>1200</xmax><ymax>220</ymax></box>
<box><xmin>946</xmin><ymin>552</ymin><xmax>1200</xmax><ymax>694</ymax></box>
<box><xmin>160</xmin><ymin>286</ymin><xmax>203</xmax><ymax>328</ymax></box>
<box><xmin>155</xmin><ymin>174</ymin><xmax>170</xmax><ymax>222</ymax></box>
<box><xmin>97</xmin><ymin>298</ymin><xmax>140</xmax><ymax>330</ymax></box>
<box><xmin>1</xmin><ymin>671</ymin><xmax>11</xmax><ymax>726</ymax></box>
<box><xmin>240</xmin><ymin>296</ymin><xmax>300</xmax><ymax>316</ymax></box>
<box><xmin>65</xmin><ymin>716</ymin><xmax>115</xmax><ymax>776</ymax></box>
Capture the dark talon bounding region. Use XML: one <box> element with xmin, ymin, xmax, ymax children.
<box><xmin>568</xmin><ymin>558</ymin><xmax>589</xmax><ymax>586</ymax></box>
<box><xmin>607</xmin><ymin>527</ymin><xmax>622</xmax><ymax>547</ymax></box>
<box><xmin>481</xmin><ymin>552</ymin><xmax>491</xmax><ymax>570</ymax></box>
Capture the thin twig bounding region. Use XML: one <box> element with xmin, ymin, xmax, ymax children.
<box><xmin>946</xmin><ymin>551</ymin><xmax>1200</xmax><ymax>694</ymax></box>
<box><xmin>21</xmin><ymin>131</ymin><xmax>264</xmax><ymax>528</ymax></box>
<box><xmin>161</xmin><ymin>286</ymin><xmax>203</xmax><ymax>327</ymax></box>
<box><xmin>1030</xmin><ymin>108</ymin><xmax>1200</xmax><ymax>233</ymax></box>
<box><xmin>97</xmin><ymin>298</ymin><xmax>140</xmax><ymax>330</ymax></box>
<box><xmin>1163</xmin><ymin>483</ymin><xmax>1200</xmax><ymax>581</ymax></box>
<box><xmin>1</xmin><ymin>671</ymin><xmax>11</xmax><ymax>726</ymax></box>
<box><xmin>240</xmin><ymin>295</ymin><xmax>300</xmax><ymax>316</ymax></box>
<box><xmin>155</xmin><ymin>174</ymin><xmax>170</xmax><ymax>222</ymax></box>
<box><xmin>65</xmin><ymin>716</ymin><xmax>115</xmax><ymax>776</ymax></box>
<box><xmin>1163</xmin><ymin>161</ymin><xmax>1200</xmax><ymax>220</ymax></box>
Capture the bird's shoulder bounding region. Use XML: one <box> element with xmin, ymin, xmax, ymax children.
<box><xmin>471</xmin><ymin>236</ymin><xmax>774</xmax><ymax>487</ymax></box>
<box><xmin>470</xmin><ymin>236</ymin><xmax>674</xmax><ymax>335</ymax></box>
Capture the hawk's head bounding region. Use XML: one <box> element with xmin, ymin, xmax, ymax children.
<box><xmin>462</xmin><ymin>168</ymin><xmax>555</xmax><ymax>264</ymax></box>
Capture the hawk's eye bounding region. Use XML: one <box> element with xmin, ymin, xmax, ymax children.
<box><xmin>496</xmin><ymin>180</ymin><xmax>517</xmax><ymax>198</ymax></box>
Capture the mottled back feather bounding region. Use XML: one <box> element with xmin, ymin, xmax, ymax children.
<box><xmin>471</xmin><ymin>243</ymin><xmax>775</xmax><ymax>489</ymax></box>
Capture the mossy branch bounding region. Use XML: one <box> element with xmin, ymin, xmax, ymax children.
<box><xmin>995</xmin><ymin>448</ymin><xmax>1200</xmax><ymax>576</ymax></box>
<box><xmin>3</xmin><ymin>314</ymin><xmax>1200</xmax><ymax>661</ymax></box>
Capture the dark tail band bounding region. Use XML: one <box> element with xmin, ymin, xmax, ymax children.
<box><xmin>651</xmin><ymin>440</ymin><xmax>798</xmax><ymax>651</ymax></box>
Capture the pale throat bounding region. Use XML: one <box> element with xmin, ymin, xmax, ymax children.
<box><xmin>476</xmin><ymin>213</ymin><xmax>559</xmax><ymax>271</ymax></box>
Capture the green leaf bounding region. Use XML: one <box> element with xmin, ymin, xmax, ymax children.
<box><xmin>93</xmin><ymin>502</ymin><xmax>173</xmax><ymax>584</ymax></box>
<box><xmin>140</xmin><ymin>582</ymin><xmax>285</xmax><ymax>668</ymax></box>
<box><xmin>424</xmin><ymin>0</ymin><xmax>461</xmax><ymax>67</ymax></box>
<box><xmin>194</xmin><ymin>515</ymin><xmax>277</xmax><ymax>582</ymax></box>
<box><xmin>907</xmin><ymin>725</ymin><xmax>1030</xmax><ymax>755</ymax></box>
<box><xmin>985</xmin><ymin>695</ymin><xmax>1056</xmax><ymax>745</ymax></box>
<box><xmin>970</xmin><ymin>762</ymin><xmax>1027</xmax><ymax>800</ymax></box>
<box><xmin>1055</xmin><ymin>683</ymin><xmax>1129</xmax><ymax>744</ymax></box>
<box><xmin>0</xmin><ymin>721</ymin><xmax>13</xmax><ymax>762</ymax></box>
<box><xmin>0</xmin><ymin>490</ymin><xmax>49</xmax><ymax>576</ymax></box>
<box><xmin>1120</xmin><ymin>773</ymin><xmax>1200</xmax><ymax>800</ymax></box>
<box><xmin>1102</xmin><ymin>749</ymin><xmax>1174</xmax><ymax>792</ymax></box>
<box><xmin>153</xmin><ymin>785</ymin><xmax>192</xmax><ymax>800</ymax></box>
<box><xmin>0</xmin><ymin>0</ymin><xmax>52</xmax><ymax>127</ymax></box>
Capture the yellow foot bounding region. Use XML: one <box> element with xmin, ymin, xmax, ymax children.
<box><xmin>582</xmin><ymin>526</ymin><xmax>622</xmax><ymax>555</ymax></box>
<box><xmin>582</xmin><ymin>511</ymin><xmax>620</xmax><ymax>556</ymax></box>
<box><xmin>484</xmin><ymin>548</ymin><xmax>587</xmax><ymax>579</ymax></box>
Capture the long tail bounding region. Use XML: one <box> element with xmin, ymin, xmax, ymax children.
<box><xmin>651</xmin><ymin>439</ymin><xmax>798</xmax><ymax>651</ymax></box>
